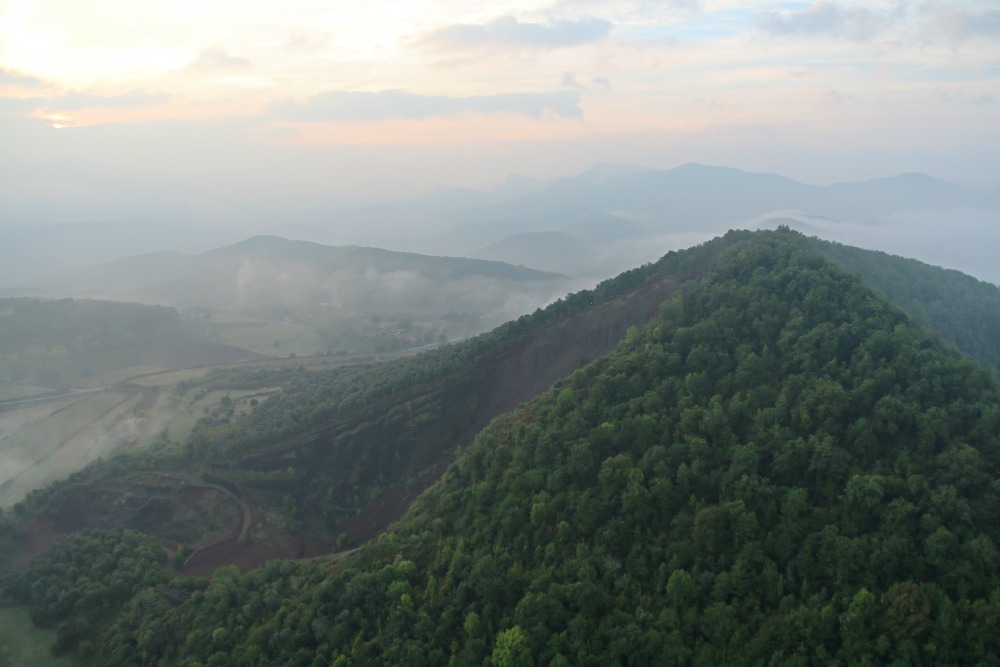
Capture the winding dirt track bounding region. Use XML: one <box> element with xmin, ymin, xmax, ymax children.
<box><xmin>152</xmin><ymin>472</ymin><xmax>256</xmax><ymax>576</ymax></box>
<box><xmin>157</xmin><ymin>473</ymin><xmax>252</xmax><ymax>543</ymax></box>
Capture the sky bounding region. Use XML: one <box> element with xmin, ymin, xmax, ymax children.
<box><xmin>2</xmin><ymin>0</ymin><xmax>999</xmax><ymax>233</ymax></box>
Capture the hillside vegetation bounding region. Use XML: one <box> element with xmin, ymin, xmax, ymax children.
<box><xmin>805</xmin><ymin>238</ymin><xmax>1000</xmax><ymax>377</ymax></box>
<box><xmin>5</xmin><ymin>230</ymin><xmax>1000</xmax><ymax>665</ymax></box>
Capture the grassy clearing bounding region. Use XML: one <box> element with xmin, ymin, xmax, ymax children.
<box><xmin>0</xmin><ymin>607</ymin><xmax>71</xmax><ymax>667</ymax></box>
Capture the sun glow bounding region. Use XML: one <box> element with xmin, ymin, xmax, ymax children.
<box><xmin>46</xmin><ymin>114</ymin><xmax>70</xmax><ymax>129</ymax></box>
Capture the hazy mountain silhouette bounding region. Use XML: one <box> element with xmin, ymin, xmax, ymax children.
<box><xmin>442</xmin><ymin>163</ymin><xmax>982</xmax><ymax>236</ymax></box>
<box><xmin>28</xmin><ymin>235</ymin><xmax>568</xmax><ymax>307</ymax></box>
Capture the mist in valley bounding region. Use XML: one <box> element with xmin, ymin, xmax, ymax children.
<box><xmin>2</xmin><ymin>150</ymin><xmax>999</xmax><ymax>516</ymax></box>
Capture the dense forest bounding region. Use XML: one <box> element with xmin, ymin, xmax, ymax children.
<box><xmin>4</xmin><ymin>230</ymin><xmax>1000</xmax><ymax>664</ymax></box>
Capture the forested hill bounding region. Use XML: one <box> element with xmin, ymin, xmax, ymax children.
<box><xmin>801</xmin><ymin>237</ymin><xmax>1000</xmax><ymax>377</ymax></box>
<box><xmin>6</xmin><ymin>230</ymin><xmax>1000</xmax><ymax>664</ymax></box>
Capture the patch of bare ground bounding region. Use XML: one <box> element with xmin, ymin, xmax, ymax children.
<box><xmin>2</xmin><ymin>518</ymin><xmax>62</xmax><ymax>574</ymax></box>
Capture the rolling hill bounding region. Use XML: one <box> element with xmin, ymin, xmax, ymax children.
<box><xmin>35</xmin><ymin>236</ymin><xmax>567</xmax><ymax>308</ymax></box>
<box><xmin>19</xmin><ymin>236</ymin><xmax>577</xmax><ymax>357</ymax></box>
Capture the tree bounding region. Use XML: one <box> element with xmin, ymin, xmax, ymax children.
<box><xmin>492</xmin><ymin>626</ymin><xmax>532</xmax><ymax>667</ymax></box>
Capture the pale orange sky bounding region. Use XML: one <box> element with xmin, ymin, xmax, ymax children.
<box><xmin>2</xmin><ymin>0</ymin><xmax>999</xmax><ymax>224</ymax></box>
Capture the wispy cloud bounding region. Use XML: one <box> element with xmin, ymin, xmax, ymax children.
<box><xmin>757</xmin><ymin>1</ymin><xmax>889</xmax><ymax>42</ymax></box>
<box><xmin>560</xmin><ymin>72</ymin><xmax>611</xmax><ymax>92</ymax></box>
<box><xmin>561</xmin><ymin>72</ymin><xmax>584</xmax><ymax>88</ymax></box>
<box><xmin>42</xmin><ymin>90</ymin><xmax>169</xmax><ymax>111</ymax></box>
<box><xmin>268</xmin><ymin>89</ymin><xmax>583</xmax><ymax>121</ymax></box>
<box><xmin>919</xmin><ymin>4</ymin><xmax>1000</xmax><ymax>45</ymax></box>
<box><xmin>644</xmin><ymin>0</ymin><xmax>701</xmax><ymax>15</ymax></box>
<box><xmin>417</xmin><ymin>16</ymin><xmax>612</xmax><ymax>51</ymax></box>
<box><xmin>187</xmin><ymin>48</ymin><xmax>251</xmax><ymax>71</ymax></box>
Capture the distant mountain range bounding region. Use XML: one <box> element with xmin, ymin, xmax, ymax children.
<box><xmin>322</xmin><ymin>162</ymin><xmax>999</xmax><ymax>282</ymax></box>
<box><xmin>441</xmin><ymin>163</ymin><xmax>988</xmax><ymax>235</ymax></box>
<box><xmin>2</xmin><ymin>162</ymin><xmax>997</xmax><ymax>287</ymax></box>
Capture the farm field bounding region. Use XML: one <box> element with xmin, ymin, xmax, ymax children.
<box><xmin>0</xmin><ymin>349</ymin><xmax>422</xmax><ymax>510</ymax></box>
<box><xmin>0</xmin><ymin>354</ymin><xmax>349</xmax><ymax>508</ymax></box>
<box><xmin>0</xmin><ymin>391</ymin><xmax>137</xmax><ymax>506</ymax></box>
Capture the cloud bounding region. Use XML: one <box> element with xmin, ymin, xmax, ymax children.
<box><xmin>642</xmin><ymin>0</ymin><xmax>700</xmax><ymax>14</ymax></box>
<box><xmin>665</xmin><ymin>0</ymin><xmax>700</xmax><ymax>14</ymax></box>
<box><xmin>759</xmin><ymin>2</ymin><xmax>1000</xmax><ymax>48</ymax></box>
<box><xmin>622</xmin><ymin>33</ymin><xmax>678</xmax><ymax>50</ymax></box>
<box><xmin>269</xmin><ymin>89</ymin><xmax>583</xmax><ymax>121</ymax></box>
<box><xmin>0</xmin><ymin>97</ymin><xmax>42</xmax><ymax>115</ymax></box>
<box><xmin>282</xmin><ymin>31</ymin><xmax>334</xmax><ymax>54</ymax></box>
<box><xmin>757</xmin><ymin>1</ymin><xmax>888</xmax><ymax>41</ymax></box>
<box><xmin>418</xmin><ymin>16</ymin><xmax>612</xmax><ymax>51</ymax></box>
<box><xmin>0</xmin><ymin>68</ymin><xmax>46</xmax><ymax>88</ymax></box>
<box><xmin>43</xmin><ymin>90</ymin><xmax>168</xmax><ymax>111</ymax></box>
<box><xmin>559</xmin><ymin>73</ymin><xmax>610</xmax><ymax>92</ymax></box>
<box><xmin>187</xmin><ymin>47</ymin><xmax>251</xmax><ymax>70</ymax></box>
<box><xmin>920</xmin><ymin>5</ymin><xmax>1000</xmax><ymax>45</ymax></box>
